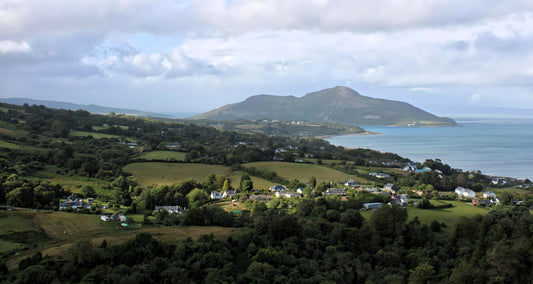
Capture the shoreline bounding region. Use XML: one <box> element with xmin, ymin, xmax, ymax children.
<box><xmin>316</xmin><ymin>130</ymin><xmax>381</xmax><ymax>139</ymax></box>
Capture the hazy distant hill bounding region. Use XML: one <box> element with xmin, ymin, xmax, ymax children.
<box><xmin>194</xmin><ymin>86</ymin><xmax>457</xmax><ymax>126</ymax></box>
<box><xmin>0</xmin><ymin>98</ymin><xmax>180</xmax><ymax>118</ymax></box>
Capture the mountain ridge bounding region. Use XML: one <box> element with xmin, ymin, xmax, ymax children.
<box><xmin>195</xmin><ymin>86</ymin><xmax>457</xmax><ymax>126</ymax></box>
<box><xmin>0</xmin><ymin>97</ymin><xmax>195</xmax><ymax>118</ymax></box>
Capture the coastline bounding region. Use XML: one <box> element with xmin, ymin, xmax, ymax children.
<box><xmin>316</xmin><ymin>130</ymin><xmax>381</xmax><ymax>140</ymax></box>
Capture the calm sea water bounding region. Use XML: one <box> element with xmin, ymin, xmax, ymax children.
<box><xmin>327</xmin><ymin>116</ymin><xmax>533</xmax><ymax>180</ymax></box>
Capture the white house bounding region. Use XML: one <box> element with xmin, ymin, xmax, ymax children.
<box><xmin>323</xmin><ymin>188</ymin><xmax>346</xmax><ymax>196</ymax></box>
<box><xmin>210</xmin><ymin>191</ymin><xmax>223</xmax><ymax>200</ymax></box>
<box><xmin>119</xmin><ymin>214</ymin><xmax>127</xmax><ymax>222</ymax></box>
<box><xmin>483</xmin><ymin>191</ymin><xmax>496</xmax><ymax>199</ymax></box>
<box><xmin>223</xmin><ymin>190</ymin><xmax>237</xmax><ymax>198</ymax></box>
<box><xmin>296</xmin><ymin>188</ymin><xmax>304</xmax><ymax>194</ymax></box>
<box><xmin>269</xmin><ymin>185</ymin><xmax>288</xmax><ymax>192</ymax></box>
<box><xmin>362</xmin><ymin>202</ymin><xmax>383</xmax><ymax>209</ymax></box>
<box><xmin>344</xmin><ymin>179</ymin><xmax>358</xmax><ymax>188</ymax></box>
<box><xmin>382</xmin><ymin>183</ymin><xmax>397</xmax><ymax>193</ymax></box>
<box><xmin>100</xmin><ymin>215</ymin><xmax>110</xmax><ymax>222</ymax></box>
<box><xmin>455</xmin><ymin>187</ymin><xmax>475</xmax><ymax>198</ymax></box>
<box><xmin>275</xmin><ymin>191</ymin><xmax>302</xmax><ymax>198</ymax></box>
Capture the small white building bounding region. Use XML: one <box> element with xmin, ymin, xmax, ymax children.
<box><xmin>119</xmin><ymin>214</ymin><xmax>127</xmax><ymax>222</ymax></box>
<box><xmin>275</xmin><ymin>191</ymin><xmax>302</xmax><ymax>198</ymax></box>
<box><xmin>223</xmin><ymin>190</ymin><xmax>237</xmax><ymax>198</ymax></box>
<box><xmin>362</xmin><ymin>202</ymin><xmax>383</xmax><ymax>210</ymax></box>
<box><xmin>210</xmin><ymin>191</ymin><xmax>223</xmax><ymax>200</ymax></box>
<box><xmin>455</xmin><ymin>187</ymin><xmax>475</xmax><ymax>198</ymax></box>
<box><xmin>344</xmin><ymin>179</ymin><xmax>358</xmax><ymax>188</ymax></box>
<box><xmin>483</xmin><ymin>191</ymin><xmax>497</xmax><ymax>199</ymax></box>
<box><xmin>269</xmin><ymin>185</ymin><xmax>288</xmax><ymax>192</ymax></box>
<box><xmin>100</xmin><ymin>215</ymin><xmax>110</xmax><ymax>222</ymax></box>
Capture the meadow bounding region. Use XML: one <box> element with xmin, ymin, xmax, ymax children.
<box><xmin>134</xmin><ymin>151</ymin><xmax>186</xmax><ymax>161</ymax></box>
<box><xmin>0</xmin><ymin>210</ymin><xmax>237</xmax><ymax>270</ymax></box>
<box><xmin>70</xmin><ymin>130</ymin><xmax>133</xmax><ymax>140</ymax></box>
<box><xmin>243</xmin><ymin>161</ymin><xmax>366</xmax><ymax>184</ymax></box>
<box><xmin>123</xmin><ymin>162</ymin><xmax>273</xmax><ymax>189</ymax></box>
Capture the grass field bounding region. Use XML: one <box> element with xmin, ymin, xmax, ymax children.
<box><xmin>212</xmin><ymin>200</ymin><xmax>246</xmax><ymax>212</ymax></box>
<box><xmin>243</xmin><ymin>161</ymin><xmax>364</xmax><ymax>184</ymax></box>
<box><xmin>30</xmin><ymin>169</ymin><xmax>109</xmax><ymax>193</ymax></box>
<box><xmin>0</xmin><ymin>139</ymin><xmax>20</xmax><ymax>149</ymax></box>
<box><xmin>407</xmin><ymin>200</ymin><xmax>489</xmax><ymax>230</ymax></box>
<box><xmin>1</xmin><ymin>210</ymin><xmax>238</xmax><ymax>269</ymax></box>
<box><xmin>124</xmin><ymin>162</ymin><xmax>273</xmax><ymax>189</ymax></box>
<box><xmin>360</xmin><ymin>200</ymin><xmax>489</xmax><ymax>233</ymax></box>
<box><xmin>70</xmin><ymin>130</ymin><xmax>134</xmax><ymax>140</ymax></box>
<box><xmin>135</xmin><ymin>151</ymin><xmax>186</xmax><ymax>161</ymax></box>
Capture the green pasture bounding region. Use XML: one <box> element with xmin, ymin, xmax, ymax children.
<box><xmin>135</xmin><ymin>151</ymin><xmax>186</xmax><ymax>161</ymax></box>
<box><xmin>124</xmin><ymin>162</ymin><xmax>273</xmax><ymax>189</ymax></box>
<box><xmin>92</xmin><ymin>124</ymin><xmax>129</xmax><ymax>131</ymax></box>
<box><xmin>243</xmin><ymin>161</ymin><xmax>364</xmax><ymax>184</ymax></box>
<box><xmin>0</xmin><ymin>139</ymin><xmax>20</xmax><ymax>149</ymax></box>
<box><xmin>70</xmin><ymin>130</ymin><xmax>132</xmax><ymax>140</ymax></box>
<box><xmin>1</xmin><ymin>210</ymin><xmax>237</xmax><ymax>270</ymax></box>
<box><xmin>406</xmin><ymin>200</ymin><xmax>489</xmax><ymax>229</ymax></box>
<box><xmin>30</xmin><ymin>170</ymin><xmax>109</xmax><ymax>193</ymax></box>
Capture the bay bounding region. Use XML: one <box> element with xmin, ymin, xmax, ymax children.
<box><xmin>327</xmin><ymin>116</ymin><xmax>533</xmax><ymax>180</ymax></box>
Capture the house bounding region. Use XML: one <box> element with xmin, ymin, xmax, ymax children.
<box><xmin>344</xmin><ymin>179</ymin><xmax>358</xmax><ymax>188</ymax></box>
<box><xmin>59</xmin><ymin>195</ymin><xmax>91</xmax><ymax>210</ymax></box>
<box><xmin>100</xmin><ymin>215</ymin><xmax>110</xmax><ymax>222</ymax></box>
<box><xmin>275</xmin><ymin>191</ymin><xmax>302</xmax><ymax>198</ymax></box>
<box><xmin>402</xmin><ymin>164</ymin><xmax>417</xmax><ymax>172</ymax></box>
<box><xmin>369</xmin><ymin>172</ymin><xmax>391</xmax><ymax>179</ymax></box>
<box><xmin>472</xmin><ymin>199</ymin><xmax>491</xmax><ymax>206</ymax></box>
<box><xmin>390</xmin><ymin>194</ymin><xmax>409</xmax><ymax>206</ymax></box>
<box><xmin>119</xmin><ymin>214</ymin><xmax>127</xmax><ymax>222</ymax></box>
<box><xmin>382</xmin><ymin>183</ymin><xmax>397</xmax><ymax>194</ymax></box>
<box><xmin>455</xmin><ymin>187</ymin><xmax>475</xmax><ymax>198</ymax></box>
<box><xmin>362</xmin><ymin>202</ymin><xmax>383</xmax><ymax>210</ymax></box>
<box><xmin>166</xmin><ymin>142</ymin><xmax>181</xmax><ymax>149</ymax></box>
<box><xmin>363</xmin><ymin>187</ymin><xmax>379</xmax><ymax>193</ymax></box>
<box><xmin>269</xmin><ymin>185</ymin><xmax>288</xmax><ymax>192</ymax></box>
<box><xmin>323</xmin><ymin>188</ymin><xmax>346</xmax><ymax>196</ymax></box>
<box><xmin>210</xmin><ymin>191</ymin><xmax>223</xmax><ymax>200</ymax></box>
<box><xmin>155</xmin><ymin>205</ymin><xmax>183</xmax><ymax>214</ymax></box>
<box><xmin>249</xmin><ymin>194</ymin><xmax>272</xmax><ymax>202</ymax></box>
<box><xmin>110</xmin><ymin>213</ymin><xmax>120</xmax><ymax>221</ymax></box>
<box><xmin>223</xmin><ymin>190</ymin><xmax>237</xmax><ymax>198</ymax></box>
<box><xmin>296</xmin><ymin>188</ymin><xmax>304</xmax><ymax>194</ymax></box>
<box><xmin>483</xmin><ymin>191</ymin><xmax>496</xmax><ymax>199</ymax></box>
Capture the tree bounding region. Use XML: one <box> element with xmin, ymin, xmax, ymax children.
<box><xmin>81</xmin><ymin>185</ymin><xmax>96</xmax><ymax>198</ymax></box>
<box><xmin>186</xmin><ymin>188</ymin><xmax>209</xmax><ymax>208</ymax></box>
<box><xmin>309</xmin><ymin>176</ymin><xmax>317</xmax><ymax>189</ymax></box>
<box><xmin>222</xmin><ymin>180</ymin><xmax>231</xmax><ymax>192</ymax></box>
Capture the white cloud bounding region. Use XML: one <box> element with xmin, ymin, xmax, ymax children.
<box><xmin>0</xmin><ymin>40</ymin><xmax>30</xmax><ymax>54</ymax></box>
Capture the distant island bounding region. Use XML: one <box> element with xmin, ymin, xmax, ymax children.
<box><xmin>194</xmin><ymin>86</ymin><xmax>457</xmax><ymax>127</ymax></box>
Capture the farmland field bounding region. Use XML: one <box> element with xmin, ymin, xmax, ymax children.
<box><xmin>243</xmin><ymin>161</ymin><xmax>366</xmax><ymax>184</ymax></box>
<box><xmin>1</xmin><ymin>210</ymin><xmax>238</xmax><ymax>269</ymax></box>
<box><xmin>70</xmin><ymin>130</ymin><xmax>133</xmax><ymax>140</ymax></box>
<box><xmin>0</xmin><ymin>139</ymin><xmax>20</xmax><ymax>149</ymax></box>
<box><xmin>135</xmin><ymin>151</ymin><xmax>186</xmax><ymax>161</ymax></box>
<box><xmin>124</xmin><ymin>162</ymin><xmax>273</xmax><ymax>189</ymax></box>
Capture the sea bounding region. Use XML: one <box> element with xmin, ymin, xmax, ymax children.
<box><xmin>326</xmin><ymin>116</ymin><xmax>533</xmax><ymax>180</ymax></box>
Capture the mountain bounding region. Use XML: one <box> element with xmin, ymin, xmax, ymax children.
<box><xmin>0</xmin><ymin>98</ymin><xmax>173</xmax><ymax>118</ymax></box>
<box><xmin>194</xmin><ymin>86</ymin><xmax>457</xmax><ymax>126</ymax></box>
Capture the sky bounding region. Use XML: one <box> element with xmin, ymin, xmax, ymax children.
<box><xmin>1</xmin><ymin>0</ymin><xmax>533</xmax><ymax>115</ymax></box>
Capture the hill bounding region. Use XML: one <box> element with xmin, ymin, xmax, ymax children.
<box><xmin>194</xmin><ymin>86</ymin><xmax>457</xmax><ymax>126</ymax></box>
<box><xmin>0</xmin><ymin>97</ymin><xmax>174</xmax><ymax>118</ymax></box>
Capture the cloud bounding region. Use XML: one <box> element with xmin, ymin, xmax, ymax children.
<box><xmin>0</xmin><ymin>40</ymin><xmax>31</xmax><ymax>54</ymax></box>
